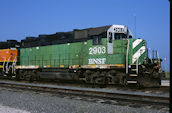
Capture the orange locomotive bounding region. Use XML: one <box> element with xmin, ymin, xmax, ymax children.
<box><xmin>0</xmin><ymin>40</ymin><xmax>20</xmax><ymax>78</ymax></box>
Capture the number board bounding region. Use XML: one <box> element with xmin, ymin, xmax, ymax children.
<box><xmin>114</xmin><ymin>28</ymin><xmax>125</xmax><ymax>33</ymax></box>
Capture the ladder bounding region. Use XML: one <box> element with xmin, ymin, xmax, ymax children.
<box><xmin>127</xmin><ymin>59</ymin><xmax>139</xmax><ymax>84</ymax></box>
<box><xmin>125</xmin><ymin>39</ymin><xmax>139</xmax><ymax>84</ymax></box>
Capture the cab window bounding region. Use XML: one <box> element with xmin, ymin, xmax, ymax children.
<box><xmin>108</xmin><ymin>32</ymin><xmax>112</xmax><ymax>43</ymax></box>
<box><xmin>115</xmin><ymin>33</ymin><xmax>127</xmax><ymax>40</ymax></box>
<box><xmin>93</xmin><ymin>36</ymin><xmax>102</xmax><ymax>45</ymax></box>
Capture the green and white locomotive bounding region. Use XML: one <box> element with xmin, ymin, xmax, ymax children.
<box><xmin>16</xmin><ymin>25</ymin><xmax>162</xmax><ymax>87</ymax></box>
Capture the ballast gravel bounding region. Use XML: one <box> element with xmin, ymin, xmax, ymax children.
<box><xmin>0</xmin><ymin>87</ymin><xmax>169</xmax><ymax>113</ymax></box>
<box><xmin>0</xmin><ymin>80</ymin><xmax>169</xmax><ymax>97</ymax></box>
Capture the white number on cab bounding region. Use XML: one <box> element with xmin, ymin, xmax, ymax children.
<box><xmin>89</xmin><ymin>47</ymin><xmax>106</xmax><ymax>55</ymax></box>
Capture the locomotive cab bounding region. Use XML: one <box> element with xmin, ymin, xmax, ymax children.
<box><xmin>107</xmin><ymin>25</ymin><xmax>132</xmax><ymax>54</ymax></box>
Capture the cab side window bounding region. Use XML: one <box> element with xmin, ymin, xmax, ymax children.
<box><xmin>98</xmin><ymin>36</ymin><xmax>102</xmax><ymax>44</ymax></box>
<box><xmin>108</xmin><ymin>32</ymin><xmax>112</xmax><ymax>43</ymax></box>
<box><xmin>93</xmin><ymin>36</ymin><xmax>102</xmax><ymax>45</ymax></box>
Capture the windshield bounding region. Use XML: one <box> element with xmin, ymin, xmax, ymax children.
<box><xmin>114</xmin><ymin>33</ymin><xmax>127</xmax><ymax>39</ymax></box>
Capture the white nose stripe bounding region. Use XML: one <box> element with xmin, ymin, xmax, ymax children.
<box><xmin>132</xmin><ymin>46</ymin><xmax>146</xmax><ymax>64</ymax></box>
<box><xmin>133</xmin><ymin>39</ymin><xmax>142</xmax><ymax>49</ymax></box>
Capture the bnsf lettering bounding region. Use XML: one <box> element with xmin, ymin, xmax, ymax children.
<box><xmin>88</xmin><ymin>58</ymin><xmax>106</xmax><ymax>64</ymax></box>
<box><xmin>89</xmin><ymin>47</ymin><xmax>106</xmax><ymax>55</ymax></box>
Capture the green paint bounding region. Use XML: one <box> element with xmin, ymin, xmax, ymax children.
<box><xmin>20</xmin><ymin>37</ymin><xmax>147</xmax><ymax>68</ymax></box>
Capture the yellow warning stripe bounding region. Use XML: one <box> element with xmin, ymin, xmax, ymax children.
<box><xmin>71</xmin><ymin>65</ymin><xmax>79</xmax><ymax>68</ymax></box>
<box><xmin>81</xmin><ymin>64</ymin><xmax>125</xmax><ymax>69</ymax></box>
<box><xmin>113</xmin><ymin>64</ymin><xmax>125</xmax><ymax>67</ymax></box>
<box><xmin>0</xmin><ymin>60</ymin><xmax>17</xmax><ymax>62</ymax></box>
<box><xmin>0</xmin><ymin>49</ymin><xmax>10</xmax><ymax>51</ymax></box>
<box><xmin>89</xmin><ymin>64</ymin><xmax>125</xmax><ymax>67</ymax></box>
<box><xmin>90</xmin><ymin>65</ymin><xmax>96</xmax><ymax>67</ymax></box>
<box><xmin>60</xmin><ymin>65</ymin><xmax>64</xmax><ymax>68</ymax></box>
<box><xmin>16</xmin><ymin>65</ymin><xmax>39</xmax><ymax>69</ymax></box>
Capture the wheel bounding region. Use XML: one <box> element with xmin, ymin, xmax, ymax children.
<box><xmin>16</xmin><ymin>74</ymin><xmax>21</xmax><ymax>81</ymax></box>
<box><xmin>29</xmin><ymin>74</ymin><xmax>34</xmax><ymax>82</ymax></box>
<box><xmin>122</xmin><ymin>77</ymin><xmax>128</xmax><ymax>87</ymax></box>
<box><xmin>84</xmin><ymin>70</ymin><xmax>92</xmax><ymax>83</ymax></box>
<box><xmin>116</xmin><ymin>72</ymin><xmax>127</xmax><ymax>86</ymax></box>
<box><xmin>25</xmin><ymin>71</ymin><xmax>34</xmax><ymax>82</ymax></box>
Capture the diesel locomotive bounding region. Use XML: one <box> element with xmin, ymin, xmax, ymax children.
<box><xmin>0</xmin><ymin>25</ymin><xmax>163</xmax><ymax>87</ymax></box>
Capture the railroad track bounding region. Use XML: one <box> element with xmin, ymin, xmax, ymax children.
<box><xmin>0</xmin><ymin>81</ymin><xmax>169</xmax><ymax>108</ymax></box>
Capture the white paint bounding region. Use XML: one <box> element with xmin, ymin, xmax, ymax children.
<box><xmin>17</xmin><ymin>65</ymin><xmax>38</xmax><ymax>69</ymax></box>
<box><xmin>88</xmin><ymin>58</ymin><xmax>106</xmax><ymax>64</ymax></box>
<box><xmin>89</xmin><ymin>47</ymin><xmax>106</xmax><ymax>55</ymax></box>
<box><xmin>107</xmin><ymin>25</ymin><xmax>128</xmax><ymax>34</ymax></box>
<box><xmin>107</xmin><ymin>40</ymin><xmax>113</xmax><ymax>54</ymax></box>
<box><xmin>132</xmin><ymin>46</ymin><xmax>146</xmax><ymax>63</ymax></box>
<box><xmin>132</xmin><ymin>39</ymin><xmax>142</xmax><ymax>49</ymax></box>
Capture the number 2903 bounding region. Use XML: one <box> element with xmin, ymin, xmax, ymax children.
<box><xmin>89</xmin><ymin>47</ymin><xmax>106</xmax><ymax>55</ymax></box>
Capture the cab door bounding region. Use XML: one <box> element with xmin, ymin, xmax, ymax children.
<box><xmin>107</xmin><ymin>31</ymin><xmax>114</xmax><ymax>54</ymax></box>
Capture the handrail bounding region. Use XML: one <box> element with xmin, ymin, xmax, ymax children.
<box><xmin>5</xmin><ymin>55</ymin><xmax>12</xmax><ymax>74</ymax></box>
<box><xmin>3</xmin><ymin>57</ymin><xmax>6</xmax><ymax>73</ymax></box>
<box><xmin>12</xmin><ymin>56</ymin><xmax>17</xmax><ymax>74</ymax></box>
<box><xmin>136</xmin><ymin>58</ymin><xmax>138</xmax><ymax>74</ymax></box>
<box><xmin>148</xmin><ymin>48</ymin><xmax>153</xmax><ymax>63</ymax></box>
<box><xmin>126</xmin><ymin>39</ymin><xmax>129</xmax><ymax>74</ymax></box>
<box><xmin>157</xmin><ymin>51</ymin><xmax>162</xmax><ymax>73</ymax></box>
<box><xmin>157</xmin><ymin>51</ymin><xmax>160</xmax><ymax>63</ymax></box>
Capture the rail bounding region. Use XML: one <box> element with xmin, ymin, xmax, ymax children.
<box><xmin>0</xmin><ymin>81</ymin><xmax>169</xmax><ymax>107</ymax></box>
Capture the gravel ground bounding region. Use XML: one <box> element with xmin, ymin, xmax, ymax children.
<box><xmin>0</xmin><ymin>87</ymin><xmax>169</xmax><ymax>113</ymax></box>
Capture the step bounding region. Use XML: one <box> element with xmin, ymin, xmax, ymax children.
<box><xmin>130</xmin><ymin>65</ymin><xmax>136</xmax><ymax>68</ymax></box>
<box><xmin>127</xmin><ymin>81</ymin><xmax>137</xmax><ymax>83</ymax></box>
<box><xmin>79</xmin><ymin>78</ymin><xmax>86</xmax><ymax>81</ymax></box>
<box><xmin>131</xmin><ymin>69</ymin><xmax>137</xmax><ymax>71</ymax></box>
<box><xmin>129</xmin><ymin>74</ymin><xmax>138</xmax><ymax>76</ymax></box>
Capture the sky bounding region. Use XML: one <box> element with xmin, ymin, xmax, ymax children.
<box><xmin>0</xmin><ymin>0</ymin><xmax>170</xmax><ymax>71</ymax></box>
